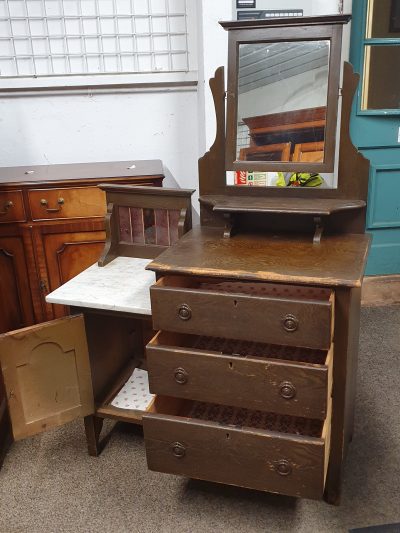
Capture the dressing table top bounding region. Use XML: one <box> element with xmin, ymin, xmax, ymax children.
<box><xmin>46</xmin><ymin>256</ymin><xmax>154</xmax><ymax>315</ymax></box>
<box><xmin>147</xmin><ymin>227</ymin><xmax>371</xmax><ymax>288</ymax></box>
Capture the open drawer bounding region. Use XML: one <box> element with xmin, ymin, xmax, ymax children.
<box><xmin>150</xmin><ymin>276</ymin><xmax>334</xmax><ymax>350</ymax></box>
<box><xmin>143</xmin><ymin>399</ymin><xmax>332</xmax><ymax>500</ymax></box>
<box><xmin>147</xmin><ymin>332</ymin><xmax>333</xmax><ymax>420</ymax></box>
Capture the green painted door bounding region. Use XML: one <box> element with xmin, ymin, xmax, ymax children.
<box><xmin>350</xmin><ymin>0</ymin><xmax>400</xmax><ymax>275</ymax></box>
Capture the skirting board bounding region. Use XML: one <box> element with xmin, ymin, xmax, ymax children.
<box><xmin>362</xmin><ymin>276</ymin><xmax>400</xmax><ymax>307</ymax></box>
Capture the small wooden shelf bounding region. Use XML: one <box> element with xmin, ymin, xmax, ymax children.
<box><xmin>95</xmin><ymin>360</ymin><xmax>179</xmax><ymax>425</ymax></box>
<box><xmin>96</xmin><ymin>360</ymin><xmax>154</xmax><ymax>424</ymax></box>
<box><xmin>200</xmin><ymin>195</ymin><xmax>366</xmax><ymax>216</ymax></box>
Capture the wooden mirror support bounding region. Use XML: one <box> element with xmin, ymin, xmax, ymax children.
<box><xmin>98</xmin><ymin>184</ymin><xmax>194</xmax><ymax>266</ymax></box>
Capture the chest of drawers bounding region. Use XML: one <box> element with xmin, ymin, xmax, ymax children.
<box><xmin>142</xmin><ymin>227</ymin><xmax>369</xmax><ymax>504</ymax></box>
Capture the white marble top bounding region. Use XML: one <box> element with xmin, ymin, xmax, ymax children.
<box><xmin>46</xmin><ymin>256</ymin><xmax>155</xmax><ymax>315</ymax></box>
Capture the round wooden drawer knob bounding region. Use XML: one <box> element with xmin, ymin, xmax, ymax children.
<box><xmin>0</xmin><ymin>201</ymin><xmax>13</xmax><ymax>215</ymax></box>
<box><xmin>275</xmin><ymin>459</ymin><xmax>292</xmax><ymax>477</ymax></box>
<box><xmin>178</xmin><ymin>304</ymin><xmax>192</xmax><ymax>321</ymax></box>
<box><xmin>279</xmin><ymin>381</ymin><xmax>296</xmax><ymax>400</ymax></box>
<box><xmin>171</xmin><ymin>442</ymin><xmax>186</xmax><ymax>458</ymax></box>
<box><xmin>174</xmin><ymin>367</ymin><xmax>188</xmax><ymax>385</ymax></box>
<box><xmin>283</xmin><ymin>314</ymin><xmax>299</xmax><ymax>332</ymax></box>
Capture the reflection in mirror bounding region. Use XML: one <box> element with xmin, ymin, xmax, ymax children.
<box><xmin>237</xmin><ymin>40</ymin><xmax>330</xmax><ymax>169</ymax></box>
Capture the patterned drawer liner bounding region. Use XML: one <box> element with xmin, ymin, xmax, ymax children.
<box><xmin>190</xmin><ymin>336</ymin><xmax>327</xmax><ymax>365</ymax></box>
<box><xmin>186</xmin><ymin>401</ymin><xmax>323</xmax><ymax>438</ymax></box>
<box><xmin>111</xmin><ymin>368</ymin><xmax>155</xmax><ymax>411</ymax></box>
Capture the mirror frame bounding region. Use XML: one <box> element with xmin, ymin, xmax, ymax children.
<box><xmin>222</xmin><ymin>16</ymin><xmax>350</xmax><ymax>175</ymax></box>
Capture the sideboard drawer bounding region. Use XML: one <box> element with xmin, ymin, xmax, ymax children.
<box><xmin>28</xmin><ymin>187</ymin><xmax>106</xmax><ymax>221</ymax></box>
<box><xmin>0</xmin><ymin>191</ymin><xmax>26</xmax><ymax>223</ymax></box>
<box><xmin>147</xmin><ymin>332</ymin><xmax>333</xmax><ymax>419</ymax></box>
<box><xmin>144</xmin><ymin>399</ymin><xmax>331</xmax><ymax>500</ymax></box>
<box><xmin>151</xmin><ymin>277</ymin><xmax>334</xmax><ymax>350</ymax></box>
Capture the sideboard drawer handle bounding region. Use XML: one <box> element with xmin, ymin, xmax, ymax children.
<box><xmin>279</xmin><ymin>381</ymin><xmax>296</xmax><ymax>400</ymax></box>
<box><xmin>0</xmin><ymin>200</ymin><xmax>14</xmax><ymax>216</ymax></box>
<box><xmin>171</xmin><ymin>442</ymin><xmax>186</xmax><ymax>458</ymax></box>
<box><xmin>174</xmin><ymin>367</ymin><xmax>188</xmax><ymax>385</ymax></box>
<box><xmin>178</xmin><ymin>304</ymin><xmax>192</xmax><ymax>321</ymax></box>
<box><xmin>40</xmin><ymin>197</ymin><xmax>65</xmax><ymax>213</ymax></box>
<box><xmin>282</xmin><ymin>314</ymin><xmax>299</xmax><ymax>332</ymax></box>
<box><xmin>274</xmin><ymin>459</ymin><xmax>292</xmax><ymax>477</ymax></box>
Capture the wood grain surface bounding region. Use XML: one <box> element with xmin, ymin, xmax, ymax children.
<box><xmin>147</xmin><ymin>226</ymin><xmax>371</xmax><ymax>288</ymax></box>
<box><xmin>147</xmin><ymin>331</ymin><xmax>333</xmax><ymax>419</ymax></box>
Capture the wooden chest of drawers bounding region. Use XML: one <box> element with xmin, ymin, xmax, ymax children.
<box><xmin>142</xmin><ymin>226</ymin><xmax>370</xmax><ymax>504</ymax></box>
<box><xmin>146</xmin><ymin>277</ymin><xmax>333</xmax><ymax>500</ymax></box>
<box><xmin>0</xmin><ymin>160</ymin><xmax>164</xmax><ymax>334</ymax></box>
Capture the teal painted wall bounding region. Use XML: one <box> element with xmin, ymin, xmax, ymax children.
<box><xmin>350</xmin><ymin>0</ymin><xmax>400</xmax><ymax>275</ymax></box>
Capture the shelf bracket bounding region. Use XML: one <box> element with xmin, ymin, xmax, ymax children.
<box><xmin>313</xmin><ymin>216</ymin><xmax>324</xmax><ymax>245</ymax></box>
<box><xmin>223</xmin><ymin>213</ymin><xmax>235</xmax><ymax>239</ymax></box>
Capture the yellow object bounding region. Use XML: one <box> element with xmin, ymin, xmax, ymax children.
<box><xmin>276</xmin><ymin>172</ymin><xmax>324</xmax><ymax>187</ymax></box>
<box><xmin>276</xmin><ymin>172</ymin><xmax>287</xmax><ymax>187</ymax></box>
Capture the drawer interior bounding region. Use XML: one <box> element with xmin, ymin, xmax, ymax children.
<box><xmin>154</xmin><ymin>331</ymin><xmax>330</xmax><ymax>366</ymax></box>
<box><xmin>156</xmin><ymin>275</ymin><xmax>333</xmax><ymax>303</ymax></box>
<box><xmin>146</xmin><ymin>398</ymin><xmax>326</xmax><ymax>439</ymax></box>
<box><xmin>183</xmin><ymin>401</ymin><xmax>324</xmax><ymax>438</ymax></box>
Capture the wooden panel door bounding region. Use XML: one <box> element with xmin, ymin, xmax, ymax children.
<box><xmin>0</xmin><ymin>315</ymin><xmax>94</xmax><ymax>440</ymax></box>
<box><xmin>42</xmin><ymin>230</ymin><xmax>105</xmax><ymax>319</ymax></box>
<box><xmin>0</xmin><ymin>235</ymin><xmax>35</xmax><ymax>334</ymax></box>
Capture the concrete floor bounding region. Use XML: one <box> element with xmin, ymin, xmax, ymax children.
<box><xmin>0</xmin><ymin>306</ymin><xmax>399</xmax><ymax>533</ymax></box>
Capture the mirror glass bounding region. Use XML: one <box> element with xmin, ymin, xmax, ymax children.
<box><xmin>236</xmin><ymin>40</ymin><xmax>330</xmax><ymax>165</ymax></box>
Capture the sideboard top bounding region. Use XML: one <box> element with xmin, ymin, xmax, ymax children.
<box><xmin>0</xmin><ymin>159</ymin><xmax>164</xmax><ymax>186</ymax></box>
<box><xmin>147</xmin><ymin>226</ymin><xmax>371</xmax><ymax>288</ymax></box>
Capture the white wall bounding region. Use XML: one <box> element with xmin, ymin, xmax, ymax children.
<box><xmin>197</xmin><ymin>0</ymin><xmax>233</xmax><ymax>152</ymax></box>
<box><xmin>0</xmin><ymin>88</ymin><xmax>199</xmax><ymax>193</ymax></box>
<box><xmin>0</xmin><ymin>0</ymin><xmax>233</xmax><ymax>214</ymax></box>
<box><xmin>0</xmin><ymin>0</ymin><xmax>352</xmax><ymax>196</ymax></box>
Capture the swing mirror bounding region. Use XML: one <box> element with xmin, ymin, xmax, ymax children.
<box><xmin>222</xmin><ymin>17</ymin><xmax>348</xmax><ymax>188</ymax></box>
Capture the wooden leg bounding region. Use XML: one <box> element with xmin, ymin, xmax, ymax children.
<box><xmin>84</xmin><ymin>415</ymin><xmax>104</xmax><ymax>457</ymax></box>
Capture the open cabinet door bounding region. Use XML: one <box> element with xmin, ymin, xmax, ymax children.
<box><xmin>0</xmin><ymin>315</ymin><xmax>94</xmax><ymax>441</ymax></box>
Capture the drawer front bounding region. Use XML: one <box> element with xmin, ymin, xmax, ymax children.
<box><xmin>147</xmin><ymin>333</ymin><xmax>333</xmax><ymax>419</ymax></box>
<box><xmin>144</xmin><ymin>408</ymin><xmax>329</xmax><ymax>500</ymax></box>
<box><xmin>0</xmin><ymin>191</ymin><xmax>26</xmax><ymax>223</ymax></box>
<box><xmin>151</xmin><ymin>278</ymin><xmax>334</xmax><ymax>350</ymax></box>
<box><xmin>28</xmin><ymin>187</ymin><xmax>106</xmax><ymax>220</ymax></box>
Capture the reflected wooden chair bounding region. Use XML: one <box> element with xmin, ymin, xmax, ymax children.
<box><xmin>239</xmin><ymin>142</ymin><xmax>292</xmax><ymax>162</ymax></box>
<box><xmin>292</xmin><ymin>141</ymin><xmax>325</xmax><ymax>163</ymax></box>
